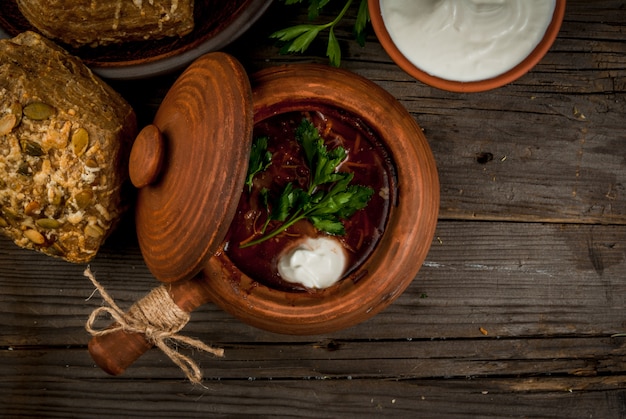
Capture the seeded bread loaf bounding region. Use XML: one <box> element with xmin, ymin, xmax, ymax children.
<box><xmin>0</xmin><ymin>31</ymin><xmax>137</xmax><ymax>263</ymax></box>
<box><xmin>17</xmin><ymin>0</ymin><xmax>195</xmax><ymax>47</ymax></box>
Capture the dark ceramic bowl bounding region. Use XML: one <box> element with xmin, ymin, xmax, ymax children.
<box><xmin>0</xmin><ymin>0</ymin><xmax>272</xmax><ymax>79</ymax></box>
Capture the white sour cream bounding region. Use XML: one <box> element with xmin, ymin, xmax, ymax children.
<box><xmin>277</xmin><ymin>237</ymin><xmax>347</xmax><ymax>289</ymax></box>
<box><xmin>380</xmin><ymin>0</ymin><xmax>556</xmax><ymax>82</ymax></box>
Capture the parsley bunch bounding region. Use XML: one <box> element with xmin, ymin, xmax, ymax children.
<box><xmin>270</xmin><ymin>0</ymin><xmax>370</xmax><ymax>67</ymax></box>
<box><xmin>241</xmin><ymin>119</ymin><xmax>374</xmax><ymax>248</ymax></box>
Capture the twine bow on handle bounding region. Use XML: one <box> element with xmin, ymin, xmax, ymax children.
<box><xmin>84</xmin><ymin>267</ymin><xmax>224</xmax><ymax>385</ymax></box>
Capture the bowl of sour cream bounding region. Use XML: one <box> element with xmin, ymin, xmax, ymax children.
<box><xmin>369</xmin><ymin>0</ymin><xmax>566</xmax><ymax>92</ymax></box>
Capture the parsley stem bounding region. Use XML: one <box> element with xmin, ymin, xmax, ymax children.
<box><xmin>320</xmin><ymin>0</ymin><xmax>353</xmax><ymax>31</ymax></box>
<box><xmin>240</xmin><ymin>213</ymin><xmax>305</xmax><ymax>248</ymax></box>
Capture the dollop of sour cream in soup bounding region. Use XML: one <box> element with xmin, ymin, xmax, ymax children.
<box><xmin>379</xmin><ymin>0</ymin><xmax>557</xmax><ymax>82</ymax></box>
<box><xmin>277</xmin><ymin>237</ymin><xmax>347</xmax><ymax>289</ymax></box>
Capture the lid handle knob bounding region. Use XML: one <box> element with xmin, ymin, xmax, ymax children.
<box><xmin>129</xmin><ymin>124</ymin><xmax>165</xmax><ymax>188</ymax></box>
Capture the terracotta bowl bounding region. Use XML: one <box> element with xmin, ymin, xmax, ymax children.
<box><xmin>368</xmin><ymin>0</ymin><xmax>566</xmax><ymax>93</ymax></box>
<box><xmin>202</xmin><ymin>64</ymin><xmax>440</xmax><ymax>335</ymax></box>
<box><xmin>0</xmin><ymin>0</ymin><xmax>272</xmax><ymax>79</ymax></box>
<box><xmin>88</xmin><ymin>53</ymin><xmax>439</xmax><ymax>376</ymax></box>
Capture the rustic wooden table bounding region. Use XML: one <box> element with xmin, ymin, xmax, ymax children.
<box><xmin>1</xmin><ymin>1</ymin><xmax>625</xmax><ymax>417</ymax></box>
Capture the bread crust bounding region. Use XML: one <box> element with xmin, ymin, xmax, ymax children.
<box><xmin>0</xmin><ymin>32</ymin><xmax>136</xmax><ymax>263</ymax></box>
<box><xmin>17</xmin><ymin>0</ymin><xmax>195</xmax><ymax>47</ymax></box>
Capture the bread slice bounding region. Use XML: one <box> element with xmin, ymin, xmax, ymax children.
<box><xmin>17</xmin><ymin>0</ymin><xmax>195</xmax><ymax>47</ymax></box>
<box><xmin>0</xmin><ymin>31</ymin><xmax>137</xmax><ymax>263</ymax></box>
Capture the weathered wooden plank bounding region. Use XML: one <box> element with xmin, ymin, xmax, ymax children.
<box><xmin>1</xmin><ymin>368</ymin><xmax>625</xmax><ymax>418</ymax></box>
<box><xmin>1</xmin><ymin>221</ymin><xmax>624</xmax><ymax>346</ymax></box>
<box><xmin>2</xmin><ymin>335</ymin><xmax>626</xmax><ymax>382</ymax></box>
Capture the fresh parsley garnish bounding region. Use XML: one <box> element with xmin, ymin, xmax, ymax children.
<box><xmin>241</xmin><ymin>118</ymin><xmax>374</xmax><ymax>248</ymax></box>
<box><xmin>245</xmin><ymin>136</ymin><xmax>273</xmax><ymax>191</ymax></box>
<box><xmin>270</xmin><ymin>0</ymin><xmax>370</xmax><ymax>67</ymax></box>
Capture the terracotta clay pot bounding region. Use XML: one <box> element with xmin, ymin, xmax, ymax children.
<box><xmin>202</xmin><ymin>64</ymin><xmax>440</xmax><ymax>335</ymax></box>
<box><xmin>368</xmin><ymin>0</ymin><xmax>566</xmax><ymax>93</ymax></box>
<box><xmin>89</xmin><ymin>52</ymin><xmax>439</xmax><ymax>375</ymax></box>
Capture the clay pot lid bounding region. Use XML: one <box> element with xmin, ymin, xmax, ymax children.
<box><xmin>129</xmin><ymin>52</ymin><xmax>253</xmax><ymax>283</ymax></box>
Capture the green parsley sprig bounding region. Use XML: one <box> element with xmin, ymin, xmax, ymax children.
<box><xmin>240</xmin><ymin>119</ymin><xmax>374</xmax><ymax>248</ymax></box>
<box><xmin>270</xmin><ymin>0</ymin><xmax>370</xmax><ymax>67</ymax></box>
<box><xmin>245</xmin><ymin>136</ymin><xmax>273</xmax><ymax>191</ymax></box>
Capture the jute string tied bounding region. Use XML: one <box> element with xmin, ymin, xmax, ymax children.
<box><xmin>84</xmin><ymin>267</ymin><xmax>224</xmax><ymax>385</ymax></box>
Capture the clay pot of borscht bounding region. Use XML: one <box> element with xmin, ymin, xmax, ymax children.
<box><xmin>203</xmin><ymin>63</ymin><xmax>440</xmax><ymax>334</ymax></box>
<box><xmin>88</xmin><ymin>52</ymin><xmax>439</xmax><ymax>375</ymax></box>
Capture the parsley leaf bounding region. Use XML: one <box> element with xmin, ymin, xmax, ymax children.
<box><xmin>240</xmin><ymin>119</ymin><xmax>374</xmax><ymax>248</ymax></box>
<box><xmin>310</xmin><ymin>216</ymin><xmax>345</xmax><ymax>235</ymax></box>
<box><xmin>271</xmin><ymin>0</ymin><xmax>370</xmax><ymax>67</ymax></box>
<box><xmin>295</xmin><ymin>119</ymin><xmax>346</xmax><ymax>191</ymax></box>
<box><xmin>354</xmin><ymin>0</ymin><xmax>370</xmax><ymax>46</ymax></box>
<box><xmin>245</xmin><ymin>136</ymin><xmax>273</xmax><ymax>191</ymax></box>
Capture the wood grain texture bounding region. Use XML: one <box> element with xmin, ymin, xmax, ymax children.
<box><xmin>2</xmin><ymin>221</ymin><xmax>624</xmax><ymax>344</ymax></box>
<box><xmin>1</xmin><ymin>355</ymin><xmax>625</xmax><ymax>417</ymax></box>
<box><xmin>1</xmin><ymin>0</ymin><xmax>625</xmax><ymax>417</ymax></box>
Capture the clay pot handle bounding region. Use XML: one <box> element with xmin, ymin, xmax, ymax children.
<box><xmin>85</xmin><ymin>271</ymin><xmax>220</xmax><ymax>381</ymax></box>
<box><xmin>89</xmin><ymin>328</ymin><xmax>152</xmax><ymax>376</ymax></box>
